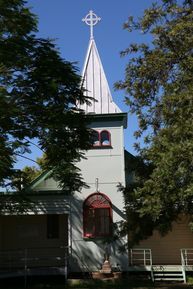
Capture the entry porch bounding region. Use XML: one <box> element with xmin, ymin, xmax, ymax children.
<box><xmin>129</xmin><ymin>248</ymin><xmax>193</xmax><ymax>283</ymax></box>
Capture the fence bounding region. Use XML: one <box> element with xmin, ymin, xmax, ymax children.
<box><xmin>0</xmin><ymin>246</ymin><xmax>69</xmax><ymax>285</ymax></box>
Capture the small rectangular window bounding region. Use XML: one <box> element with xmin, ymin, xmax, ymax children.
<box><xmin>47</xmin><ymin>214</ymin><xmax>59</xmax><ymax>239</ymax></box>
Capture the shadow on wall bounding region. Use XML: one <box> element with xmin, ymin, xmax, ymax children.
<box><xmin>68</xmin><ymin>193</ymin><xmax>128</xmax><ymax>272</ymax></box>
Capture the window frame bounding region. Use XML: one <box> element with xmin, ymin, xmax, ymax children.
<box><xmin>91</xmin><ymin>130</ymin><xmax>100</xmax><ymax>147</ymax></box>
<box><xmin>90</xmin><ymin>129</ymin><xmax>111</xmax><ymax>148</ymax></box>
<box><xmin>100</xmin><ymin>130</ymin><xmax>111</xmax><ymax>147</ymax></box>
<box><xmin>83</xmin><ymin>192</ymin><xmax>112</xmax><ymax>239</ymax></box>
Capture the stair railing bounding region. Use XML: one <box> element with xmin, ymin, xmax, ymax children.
<box><xmin>181</xmin><ymin>248</ymin><xmax>193</xmax><ymax>283</ymax></box>
<box><xmin>130</xmin><ymin>248</ymin><xmax>153</xmax><ymax>281</ymax></box>
<box><xmin>130</xmin><ymin>248</ymin><xmax>152</xmax><ymax>266</ymax></box>
<box><xmin>181</xmin><ymin>249</ymin><xmax>186</xmax><ymax>283</ymax></box>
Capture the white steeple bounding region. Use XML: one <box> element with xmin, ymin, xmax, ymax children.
<box><xmin>79</xmin><ymin>11</ymin><xmax>121</xmax><ymax>114</ymax></box>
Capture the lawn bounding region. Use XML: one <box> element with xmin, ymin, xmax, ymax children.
<box><xmin>1</xmin><ymin>276</ymin><xmax>193</xmax><ymax>289</ymax></box>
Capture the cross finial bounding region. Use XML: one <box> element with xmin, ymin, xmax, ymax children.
<box><xmin>82</xmin><ymin>10</ymin><xmax>101</xmax><ymax>39</ymax></box>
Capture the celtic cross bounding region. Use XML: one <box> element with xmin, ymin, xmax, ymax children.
<box><xmin>82</xmin><ymin>10</ymin><xmax>101</xmax><ymax>39</ymax></box>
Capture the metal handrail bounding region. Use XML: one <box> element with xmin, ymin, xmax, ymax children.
<box><xmin>181</xmin><ymin>249</ymin><xmax>186</xmax><ymax>283</ymax></box>
<box><xmin>130</xmin><ymin>248</ymin><xmax>152</xmax><ymax>266</ymax></box>
<box><xmin>181</xmin><ymin>248</ymin><xmax>193</xmax><ymax>266</ymax></box>
<box><xmin>180</xmin><ymin>248</ymin><xmax>193</xmax><ymax>283</ymax></box>
<box><xmin>130</xmin><ymin>248</ymin><xmax>154</xmax><ymax>281</ymax></box>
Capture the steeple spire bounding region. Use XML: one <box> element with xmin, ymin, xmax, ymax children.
<box><xmin>82</xmin><ymin>10</ymin><xmax>101</xmax><ymax>40</ymax></box>
<box><xmin>79</xmin><ymin>11</ymin><xmax>121</xmax><ymax>114</ymax></box>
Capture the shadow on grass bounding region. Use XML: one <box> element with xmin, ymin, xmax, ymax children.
<box><xmin>1</xmin><ymin>276</ymin><xmax>193</xmax><ymax>289</ymax></box>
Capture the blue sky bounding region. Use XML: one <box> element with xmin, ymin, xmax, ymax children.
<box><xmin>16</xmin><ymin>0</ymin><xmax>156</xmax><ymax>169</ymax></box>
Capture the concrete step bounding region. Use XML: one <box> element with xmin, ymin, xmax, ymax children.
<box><xmin>152</xmin><ymin>265</ymin><xmax>182</xmax><ymax>271</ymax></box>
<box><xmin>153</xmin><ymin>270</ymin><xmax>184</xmax><ymax>282</ymax></box>
<box><xmin>154</xmin><ymin>273</ymin><xmax>183</xmax><ymax>276</ymax></box>
<box><xmin>155</xmin><ymin>278</ymin><xmax>184</xmax><ymax>281</ymax></box>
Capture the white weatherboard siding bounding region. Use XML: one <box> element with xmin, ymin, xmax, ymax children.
<box><xmin>30</xmin><ymin>195</ymin><xmax>70</xmax><ymax>215</ymax></box>
<box><xmin>0</xmin><ymin>195</ymin><xmax>69</xmax><ymax>215</ymax></box>
<box><xmin>32</xmin><ymin>176</ymin><xmax>61</xmax><ymax>191</ymax></box>
<box><xmin>70</xmin><ymin>118</ymin><xmax>128</xmax><ymax>272</ymax></box>
<box><xmin>70</xmin><ymin>190</ymin><xmax>128</xmax><ymax>272</ymax></box>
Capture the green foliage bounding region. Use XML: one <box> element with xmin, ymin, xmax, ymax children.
<box><xmin>0</xmin><ymin>0</ymin><xmax>91</xmax><ymax>197</ymax></box>
<box><xmin>116</xmin><ymin>0</ymin><xmax>193</xmax><ymax>245</ymax></box>
<box><xmin>9</xmin><ymin>154</ymin><xmax>46</xmax><ymax>191</ymax></box>
<box><xmin>20</xmin><ymin>165</ymin><xmax>41</xmax><ymax>184</ymax></box>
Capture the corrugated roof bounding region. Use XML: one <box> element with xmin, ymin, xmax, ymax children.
<box><xmin>78</xmin><ymin>38</ymin><xmax>121</xmax><ymax>114</ymax></box>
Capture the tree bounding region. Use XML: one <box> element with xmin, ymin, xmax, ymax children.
<box><xmin>11</xmin><ymin>154</ymin><xmax>46</xmax><ymax>190</ymax></box>
<box><xmin>116</xmin><ymin>0</ymin><xmax>193</xmax><ymax>245</ymax></box>
<box><xmin>0</xmin><ymin>0</ymin><xmax>91</xmax><ymax>195</ymax></box>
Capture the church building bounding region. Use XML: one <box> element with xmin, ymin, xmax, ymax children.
<box><xmin>0</xmin><ymin>10</ymin><xmax>193</xmax><ymax>284</ymax></box>
<box><xmin>0</xmin><ymin>10</ymin><xmax>130</xmax><ymax>278</ymax></box>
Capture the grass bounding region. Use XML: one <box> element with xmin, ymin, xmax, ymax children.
<box><xmin>186</xmin><ymin>276</ymin><xmax>193</xmax><ymax>285</ymax></box>
<box><xmin>1</xmin><ymin>276</ymin><xmax>193</xmax><ymax>289</ymax></box>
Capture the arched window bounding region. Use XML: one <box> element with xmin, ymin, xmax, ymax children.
<box><xmin>90</xmin><ymin>130</ymin><xmax>111</xmax><ymax>148</ymax></box>
<box><xmin>91</xmin><ymin>130</ymin><xmax>100</xmax><ymax>146</ymax></box>
<box><xmin>100</xmin><ymin>130</ymin><xmax>111</xmax><ymax>146</ymax></box>
<box><xmin>83</xmin><ymin>192</ymin><xmax>112</xmax><ymax>238</ymax></box>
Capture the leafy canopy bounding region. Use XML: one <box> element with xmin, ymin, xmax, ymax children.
<box><xmin>0</xmin><ymin>0</ymin><xmax>91</xmax><ymax>194</ymax></box>
<box><xmin>116</xmin><ymin>0</ymin><xmax>193</xmax><ymax>245</ymax></box>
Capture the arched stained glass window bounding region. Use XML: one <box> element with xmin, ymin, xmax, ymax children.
<box><xmin>83</xmin><ymin>193</ymin><xmax>112</xmax><ymax>238</ymax></box>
